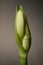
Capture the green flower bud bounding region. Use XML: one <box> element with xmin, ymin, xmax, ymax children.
<box><xmin>15</xmin><ymin>6</ymin><xmax>31</xmax><ymax>65</ymax></box>
<box><xmin>16</xmin><ymin>10</ymin><xmax>24</xmax><ymax>39</ymax></box>
<box><xmin>23</xmin><ymin>35</ymin><xmax>29</xmax><ymax>51</ymax></box>
<box><xmin>15</xmin><ymin>6</ymin><xmax>31</xmax><ymax>52</ymax></box>
<box><xmin>23</xmin><ymin>34</ymin><xmax>31</xmax><ymax>51</ymax></box>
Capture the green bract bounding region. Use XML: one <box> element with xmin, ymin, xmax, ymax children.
<box><xmin>14</xmin><ymin>6</ymin><xmax>31</xmax><ymax>65</ymax></box>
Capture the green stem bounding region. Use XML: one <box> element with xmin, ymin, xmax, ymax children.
<box><xmin>19</xmin><ymin>50</ymin><xmax>28</xmax><ymax>65</ymax></box>
<box><xmin>20</xmin><ymin>56</ymin><xmax>27</xmax><ymax>65</ymax></box>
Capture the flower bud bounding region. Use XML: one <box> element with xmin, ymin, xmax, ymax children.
<box><xmin>16</xmin><ymin>10</ymin><xmax>24</xmax><ymax>39</ymax></box>
<box><xmin>15</xmin><ymin>6</ymin><xmax>31</xmax><ymax>52</ymax></box>
<box><xmin>23</xmin><ymin>34</ymin><xmax>31</xmax><ymax>51</ymax></box>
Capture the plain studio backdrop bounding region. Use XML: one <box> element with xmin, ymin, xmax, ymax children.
<box><xmin>0</xmin><ymin>0</ymin><xmax>43</xmax><ymax>65</ymax></box>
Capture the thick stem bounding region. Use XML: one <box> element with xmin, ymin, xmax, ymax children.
<box><xmin>20</xmin><ymin>55</ymin><xmax>27</xmax><ymax>65</ymax></box>
<box><xmin>19</xmin><ymin>50</ymin><xmax>28</xmax><ymax>65</ymax></box>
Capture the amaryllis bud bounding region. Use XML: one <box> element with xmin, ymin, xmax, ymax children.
<box><xmin>15</xmin><ymin>5</ymin><xmax>31</xmax><ymax>52</ymax></box>
<box><xmin>16</xmin><ymin>10</ymin><xmax>24</xmax><ymax>39</ymax></box>
<box><xmin>14</xmin><ymin>6</ymin><xmax>31</xmax><ymax>65</ymax></box>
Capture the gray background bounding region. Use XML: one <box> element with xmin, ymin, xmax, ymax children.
<box><xmin>0</xmin><ymin>0</ymin><xmax>43</xmax><ymax>65</ymax></box>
